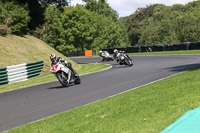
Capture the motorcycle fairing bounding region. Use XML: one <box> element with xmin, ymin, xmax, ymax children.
<box><xmin>51</xmin><ymin>63</ymin><xmax>71</xmax><ymax>83</ymax></box>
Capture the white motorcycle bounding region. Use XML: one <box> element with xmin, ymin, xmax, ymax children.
<box><xmin>118</xmin><ymin>52</ymin><xmax>133</xmax><ymax>67</ymax></box>
<box><xmin>50</xmin><ymin>61</ymin><xmax>81</xmax><ymax>87</ymax></box>
<box><xmin>100</xmin><ymin>51</ymin><xmax>114</xmax><ymax>61</ymax></box>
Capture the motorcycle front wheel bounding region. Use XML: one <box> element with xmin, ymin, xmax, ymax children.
<box><xmin>57</xmin><ymin>71</ymin><xmax>68</xmax><ymax>87</ymax></box>
<box><xmin>125</xmin><ymin>57</ymin><xmax>133</xmax><ymax>67</ymax></box>
<box><xmin>74</xmin><ymin>76</ymin><xmax>81</xmax><ymax>84</ymax></box>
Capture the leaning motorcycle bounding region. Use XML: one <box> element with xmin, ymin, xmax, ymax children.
<box><xmin>50</xmin><ymin>61</ymin><xmax>81</xmax><ymax>87</ymax></box>
<box><xmin>101</xmin><ymin>55</ymin><xmax>114</xmax><ymax>61</ymax></box>
<box><xmin>100</xmin><ymin>51</ymin><xmax>114</xmax><ymax>61</ymax></box>
<box><xmin>118</xmin><ymin>53</ymin><xmax>133</xmax><ymax>67</ymax></box>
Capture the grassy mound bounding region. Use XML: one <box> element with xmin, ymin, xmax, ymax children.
<box><xmin>0</xmin><ymin>35</ymin><xmax>81</xmax><ymax>74</ymax></box>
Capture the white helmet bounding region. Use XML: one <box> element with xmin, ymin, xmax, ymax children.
<box><xmin>113</xmin><ymin>49</ymin><xmax>118</xmax><ymax>53</ymax></box>
<box><xmin>99</xmin><ymin>50</ymin><xmax>102</xmax><ymax>54</ymax></box>
<box><xmin>50</xmin><ymin>53</ymin><xmax>57</xmax><ymax>63</ymax></box>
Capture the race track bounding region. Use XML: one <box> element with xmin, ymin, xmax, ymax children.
<box><xmin>0</xmin><ymin>55</ymin><xmax>200</xmax><ymax>132</ymax></box>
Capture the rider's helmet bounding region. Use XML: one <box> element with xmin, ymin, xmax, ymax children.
<box><xmin>113</xmin><ymin>49</ymin><xmax>118</xmax><ymax>53</ymax></box>
<box><xmin>99</xmin><ymin>50</ymin><xmax>102</xmax><ymax>54</ymax></box>
<box><xmin>50</xmin><ymin>53</ymin><xmax>57</xmax><ymax>63</ymax></box>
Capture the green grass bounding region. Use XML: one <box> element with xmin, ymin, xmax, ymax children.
<box><xmin>6</xmin><ymin>64</ymin><xmax>200</xmax><ymax>133</ymax></box>
<box><xmin>0</xmin><ymin>63</ymin><xmax>110</xmax><ymax>93</ymax></box>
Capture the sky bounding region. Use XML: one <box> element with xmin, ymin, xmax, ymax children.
<box><xmin>70</xmin><ymin>0</ymin><xmax>197</xmax><ymax>17</ymax></box>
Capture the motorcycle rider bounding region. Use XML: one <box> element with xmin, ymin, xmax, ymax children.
<box><xmin>99</xmin><ymin>50</ymin><xmax>104</xmax><ymax>57</ymax></box>
<box><xmin>113</xmin><ymin>49</ymin><xmax>120</xmax><ymax>62</ymax></box>
<box><xmin>50</xmin><ymin>53</ymin><xmax>78</xmax><ymax>76</ymax></box>
<box><xmin>104</xmin><ymin>51</ymin><xmax>110</xmax><ymax>57</ymax></box>
<box><xmin>113</xmin><ymin>49</ymin><xmax>131</xmax><ymax>64</ymax></box>
<box><xmin>99</xmin><ymin>50</ymin><xmax>113</xmax><ymax>61</ymax></box>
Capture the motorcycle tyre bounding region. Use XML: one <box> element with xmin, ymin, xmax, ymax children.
<box><xmin>129</xmin><ymin>62</ymin><xmax>133</xmax><ymax>67</ymax></box>
<box><xmin>57</xmin><ymin>72</ymin><xmax>68</xmax><ymax>87</ymax></box>
<box><xmin>74</xmin><ymin>76</ymin><xmax>81</xmax><ymax>84</ymax></box>
<box><xmin>125</xmin><ymin>57</ymin><xmax>133</xmax><ymax>67</ymax></box>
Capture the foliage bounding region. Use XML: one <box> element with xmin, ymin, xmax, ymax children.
<box><xmin>4</xmin><ymin>0</ymin><xmax>200</xmax><ymax>50</ymax></box>
<box><xmin>124</xmin><ymin>0</ymin><xmax>200</xmax><ymax>46</ymax></box>
<box><xmin>3</xmin><ymin>0</ymin><xmax>69</xmax><ymax>31</ymax></box>
<box><xmin>60</xmin><ymin>6</ymin><xmax>97</xmax><ymax>51</ymax></box>
<box><xmin>0</xmin><ymin>0</ymin><xmax>30</xmax><ymax>35</ymax></box>
<box><xmin>34</xmin><ymin>6</ymin><xmax>63</xmax><ymax>50</ymax></box>
<box><xmin>35</xmin><ymin>5</ymin><xmax>130</xmax><ymax>52</ymax></box>
<box><xmin>83</xmin><ymin>0</ymin><xmax>118</xmax><ymax>21</ymax></box>
<box><xmin>127</xmin><ymin>4</ymin><xmax>161</xmax><ymax>45</ymax></box>
<box><xmin>14</xmin><ymin>0</ymin><xmax>45</xmax><ymax>30</ymax></box>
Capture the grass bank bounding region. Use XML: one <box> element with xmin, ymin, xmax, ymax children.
<box><xmin>0</xmin><ymin>35</ymin><xmax>81</xmax><ymax>74</ymax></box>
<box><xmin>7</xmin><ymin>61</ymin><xmax>200</xmax><ymax>133</ymax></box>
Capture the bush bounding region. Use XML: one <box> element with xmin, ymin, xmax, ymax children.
<box><xmin>0</xmin><ymin>0</ymin><xmax>30</xmax><ymax>35</ymax></box>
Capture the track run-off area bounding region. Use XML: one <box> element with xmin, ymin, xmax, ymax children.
<box><xmin>0</xmin><ymin>55</ymin><xmax>200</xmax><ymax>132</ymax></box>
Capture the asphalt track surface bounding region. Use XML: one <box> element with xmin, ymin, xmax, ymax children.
<box><xmin>0</xmin><ymin>55</ymin><xmax>200</xmax><ymax>132</ymax></box>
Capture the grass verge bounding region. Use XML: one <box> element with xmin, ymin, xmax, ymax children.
<box><xmin>6</xmin><ymin>64</ymin><xmax>200</xmax><ymax>132</ymax></box>
<box><xmin>0</xmin><ymin>63</ymin><xmax>110</xmax><ymax>93</ymax></box>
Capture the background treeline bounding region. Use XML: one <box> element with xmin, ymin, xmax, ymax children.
<box><xmin>124</xmin><ymin>0</ymin><xmax>200</xmax><ymax>46</ymax></box>
<box><xmin>1</xmin><ymin>0</ymin><xmax>200</xmax><ymax>52</ymax></box>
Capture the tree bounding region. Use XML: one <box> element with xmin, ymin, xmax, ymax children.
<box><xmin>5</xmin><ymin>0</ymin><xmax>70</xmax><ymax>31</ymax></box>
<box><xmin>127</xmin><ymin>4</ymin><xmax>160</xmax><ymax>45</ymax></box>
<box><xmin>35</xmin><ymin>5</ymin><xmax>129</xmax><ymax>52</ymax></box>
<box><xmin>0</xmin><ymin>0</ymin><xmax>30</xmax><ymax>35</ymax></box>
<box><xmin>84</xmin><ymin>0</ymin><xmax>118</xmax><ymax>21</ymax></box>
<box><xmin>34</xmin><ymin>5</ymin><xmax>63</xmax><ymax>49</ymax></box>
<box><xmin>123</xmin><ymin>1</ymin><xmax>200</xmax><ymax>46</ymax></box>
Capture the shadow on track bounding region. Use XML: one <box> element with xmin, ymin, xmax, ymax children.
<box><xmin>164</xmin><ymin>63</ymin><xmax>200</xmax><ymax>72</ymax></box>
<box><xmin>111</xmin><ymin>63</ymin><xmax>134</xmax><ymax>69</ymax></box>
<box><xmin>47</xmin><ymin>84</ymin><xmax>75</xmax><ymax>89</ymax></box>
